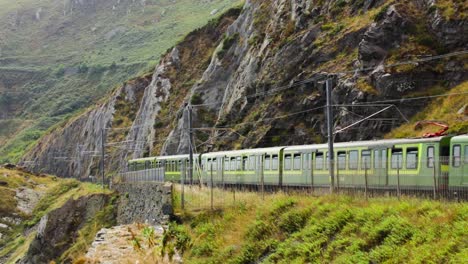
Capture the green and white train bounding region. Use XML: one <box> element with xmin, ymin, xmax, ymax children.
<box><xmin>127</xmin><ymin>134</ymin><xmax>468</xmax><ymax>191</ymax></box>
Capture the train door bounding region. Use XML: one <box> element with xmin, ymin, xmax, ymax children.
<box><xmin>373</xmin><ymin>148</ymin><xmax>388</xmax><ymax>186</ymax></box>
<box><xmin>302</xmin><ymin>153</ymin><xmax>312</xmax><ymax>186</ymax></box>
<box><xmin>256</xmin><ymin>155</ymin><xmax>264</xmax><ymax>185</ymax></box>
<box><xmin>451</xmin><ymin>144</ymin><xmax>468</xmax><ymax>185</ymax></box>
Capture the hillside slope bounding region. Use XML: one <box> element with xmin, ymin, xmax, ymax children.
<box><xmin>21</xmin><ymin>0</ymin><xmax>467</xmax><ymax>179</ymax></box>
<box><xmin>0</xmin><ymin>165</ymin><xmax>114</xmax><ymax>263</ymax></box>
<box><xmin>0</xmin><ymin>0</ymin><xmax>241</xmax><ymax>163</ymax></box>
<box><xmin>167</xmin><ymin>191</ymin><xmax>468</xmax><ymax>263</ymax></box>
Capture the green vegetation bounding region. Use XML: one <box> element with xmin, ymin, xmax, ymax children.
<box><xmin>434</xmin><ymin>0</ymin><xmax>467</xmax><ymax>20</ymax></box>
<box><xmin>0</xmin><ymin>0</ymin><xmax>242</xmax><ymax>163</ymax></box>
<box><xmin>167</xmin><ymin>188</ymin><xmax>468</xmax><ymax>263</ymax></box>
<box><xmin>0</xmin><ymin>167</ymin><xmax>113</xmax><ymax>263</ymax></box>
<box><xmin>387</xmin><ymin>81</ymin><xmax>468</xmax><ymax>138</ymax></box>
<box><xmin>60</xmin><ymin>198</ymin><xmax>117</xmax><ymax>262</ymax></box>
<box><xmin>218</xmin><ymin>33</ymin><xmax>240</xmax><ymax>58</ymax></box>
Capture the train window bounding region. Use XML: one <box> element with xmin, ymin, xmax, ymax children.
<box><xmin>303</xmin><ymin>154</ymin><xmax>308</xmax><ymax>169</ymax></box>
<box><xmin>427</xmin><ymin>147</ymin><xmax>435</xmax><ymax>168</ymax></box>
<box><xmin>391</xmin><ymin>149</ymin><xmax>403</xmax><ymax>169</ymax></box>
<box><xmin>381</xmin><ymin>150</ymin><xmax>387</xmax><ymax>168</ymax></box>
<box><xmin>230</xmin><ymin>157</ymin><xmax>236</xmax><ymax>171</ymax></box>
<box><xmin>293</xmin><ymin>154</ymin><xmax>301</xmax><ymax>170</ymax></box>
<box><xmin>309</xmin><ymin>154</ymin><xmax>313</xmax><ymax>169</ymax></box>
<box><xmin>225</xmin><ymin>158</ymin><xmax>230</xmax><ymax>171</ymax></box>
<box><xmin>242</xmin><ymin>157</ymin><xmax>248</xmax><ymax>170</ymax></box>
<box><xmin>406</xmin><ymin>148</ymin><xmax>418</xmax><ymax>169</ymax></box>
<box><xmin>316</xmin><ymin>152</ymin><xmax>324</xmax><ymax>170</ymax></box>
<box><xmin>361</xmin><ymin>150</ymin><xmax>371</xmax><ymax>170</ymax></box>
<box><xmin>236</xmin><ymin>157</ymin><xmax>242</xmax><ymax>171</ymax></box>
<box><xmin>265</xmin><ymin>155</ymin><xmax>271</xmax><ymax>170</ymax></box>
<box><xmin>213</xmin><ymin>158</ymin><xmax>218</xmax><ymax>170</ymax></box>
<box><xmin>272</xmin><ymin>155</ymin><xmax>279</xmax><ymax>170</ymax></box>
<box><xmin>337</xmin><ymin>152</ymin><xmax>346</xmax><ymax>170</ymax></box>
<box><xmin>453</xmin><ymin>145</ymin><xmax>461</xmax><ymax>167</ymax></box>
<box><xmin>285</xmin><ymin>154</ymin><xmax>292</xmax><ymax>170</ymax></box>
<box><xmin>325</xmin><ymin>152</ymin><xmax>329</xmax><ymax>170</ymax></box>
<box><xmin>349</xmin><ymin>150</ymin><xmax>358</xmax><ymax>170</ymax></box>
<box><xmin>375</xmin><ymin>150</ymin><xmax>381</xmax><ymax>169</ymax></box>
<box><xmin>465</xmin><ymin>146</ymin><xmax>468</xmax><ymax>164</ymax></box>
<box><xmin>178</xmin><ymin>160</ymin><xmax>182</xmax><ymax>171</ymax></box>
<box><xmin>249</xmin><ymin>156</ymin><xmax>256</xmax><ymax>170</ymax></box>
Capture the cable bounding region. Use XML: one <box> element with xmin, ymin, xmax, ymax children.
<box><xmin>193</xmin><ymin>105</ymin><xmax>327</xmax><ymax>130</ymax></box>
<box><xmin>345</xmin><ymin>91</ymin><xmax>468</xmax><ymax>105</ymax></box>
<box><xmin>337</xmin><ymin>50</ymin><xmax>468</xmax><ymax>75</ymax></box>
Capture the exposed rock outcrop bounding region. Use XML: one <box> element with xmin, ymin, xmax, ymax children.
<box><xmin>19</xmin><ymin>194</ymin><xmax>113</xmax><ymax>264</ymax></box>
<box><xmin>21</xmin><ymin>0</ymin><xmax>468</xmax><ymax>178</ymax></box>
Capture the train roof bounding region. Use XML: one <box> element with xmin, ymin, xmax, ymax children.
<box><xmin>129</xmin><ymin>136</ymin><xmax>459</xmax><ymax>163</ymax></box>
<box><xmin>451</xmin><ymin>134</ymin><xmax>468</xmax><ymax>143</ymax></box>
<box><xmin>284</xmin><ymin>136</ymin><xmax>446</xmax><ymax>152</ymax></box>
<box><xmin>202</xmin><ymin>147</ymin><xmax>285</xmax><ymax>158</ymax></box>
<box><xmin>128</xmin><ymin>157</ymin><xmax>155</xmax><ymax>163</ymax></box>
<box><xmin>129</xmin><ymin>154</ymin><xmax>195</xmax><ymax>163</ymax></box>
<box><xmin>155</xmin><ymin>154</ymin><xmax>191</xmax><ymax>160</ymax></box>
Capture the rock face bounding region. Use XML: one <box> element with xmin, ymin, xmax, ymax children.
<box><xmin>114</xmin><ymin>182</ymin><xmax>173</xmax><ymax>225</ymax></box>
<box><xmin>15</xmin><ymin>187</ymin><xmax>43</xmax><ymax>215</ymax></box>
<box><xmin>20</xmin><ymin>75</ymin><xmax>151</xmax><ymax>179</ymax></box>
<box><xmin>21</xmin><ymin>0</ymin><xmax>467</xmax><ymax>178</ymax></box>
<box><xmin>20</xmin><ymin>194</ymin><xmax>113</xmax><ymax>264</ymax></box>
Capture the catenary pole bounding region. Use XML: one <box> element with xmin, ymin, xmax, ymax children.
<box><xmin>326</xmin><ymin>78</ymin><xmax>335</xmax><ymax>193</ymax></box>
<box><xmin>188</xmin><ymin>104</ymin><xmax>194</xmax><ymax>185</ymax></box>
<box><xmin>101</xmin><ymin>128</ymin><xmax>106</xmax><ymax>188</ymax></box>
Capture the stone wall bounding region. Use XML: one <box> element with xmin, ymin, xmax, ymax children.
<box><xmin>114</xmin><ymin>182</ymin><xmax>173</xmax><ymax>225</ymax></box>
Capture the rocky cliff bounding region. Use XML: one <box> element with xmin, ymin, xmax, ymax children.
<box><xmin>21</xmin><ymin>0</ymin><xmax>467</xmax><ymax>179</ymax></box>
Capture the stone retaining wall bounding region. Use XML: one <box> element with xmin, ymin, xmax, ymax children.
<box><xmin>114</xmin><ymin>182</ymin><xmax>173</xmax><ymax>225</ymax></box>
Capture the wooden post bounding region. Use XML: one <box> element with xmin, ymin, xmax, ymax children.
<box><xmin>210</xmin><ymin>163</ymin><xmax>214</xmax><ymax>211</ymax></box>
<box><xmin>261</xmin><ymin>156</ymin><xmax>265</xmax><ymax>200</ymax></box>
<box><xmin>233</xmin><ymin>188</ymin><xmax>236</xmax><ymax>205</ymax></box>
<box><xmin>397</xmin><ymin>157</ymin><xmax>401</xmax><ymax>200</ymax></box>
<box><xmin>432</xmin><ymin>159</ymin><xmax>437</xmax><ymax>200</ymax></box>
<box><xmin>364</xmin><ymin>161</ymin><xmax>368</xmax><ymax>200</ymax></box>
<box><xmin>336</xmin><ymin>160</ymin><xmax>340</xmax><ymax>192</ymax></box>
<box><xmin>310</xmin><ymin>153</ymin><xmax>314</xmax><ymax>194</ymax></box>
<box><xmin>181</xmin><ymin>162</ymin><xmax>185</xmax><ymax>210</ymax></box>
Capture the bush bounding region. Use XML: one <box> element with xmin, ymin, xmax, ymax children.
<box><xmin>218</xmin><ymin>33</ymin><xmax>239</xmax><ymax>58</ymax></box>
<box><xmin>190</xmin><ymin>93</ymin><xmax>203</xmax><ymax>105</ymax></box>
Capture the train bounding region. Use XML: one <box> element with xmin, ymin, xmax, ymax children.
<box><xmin>127</xmin><ymin>134</ymin><xmax>467</xmax><ymax>192</ymax></box>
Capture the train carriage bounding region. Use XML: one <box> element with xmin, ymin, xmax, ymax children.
<box><xmin>201</xmin><ymin>147</ymin><xmax>284</xmax><ymax>186</ymax></box>
<box><xmin>449</xmin><ymin>134</ymin><xmax>468</xmax><ymax>187</ymax></box>
<box><xmin>127</xmin><ymin>157</ymin><xmax>157</xmax><ymax>172</ymax></box>
<box><xmin>283</xmin><ymin>136</ymin><xmax>452</xmax><ymax>190</ymax></box>
<box><xmin>127</xmin><ymin>134</ymin><xmax>467</xmax><ymax>195</ymax></box>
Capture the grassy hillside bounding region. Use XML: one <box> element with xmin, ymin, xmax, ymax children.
<box><xmin>0</xmin><ymin>0</ymin><xmax>242</xmax><ymax>163</ymax></box>
<box><xmin>166</xmin><ymin>189</ymin><xmax>467</xmax><ymax>263</ymax></box>
<box><xmin>0</xmin><ymin>166</ymin><xmax>113</xmax><ymax>263</ymax></box>
<box><xmin>387</xmin><ymin>81</ymin><xmax>468</xmax><ymax>138</ymax></box>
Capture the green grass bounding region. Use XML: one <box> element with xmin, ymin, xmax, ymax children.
<box><xmin>387</xmin><ymin>81</ymin><xmax>468</xmax><ymax>138</ymax></box>
<box><xmin>166</xmin><ymin>188</ymin><xmax>468</xmax><ymax>263</ymax></box>
<box><xmin>0</xmin><ymin>167</ymin><xmax>112</xmax><ymax>261</ymax></box>
<box><xmin>59</xmin><ymin>197</ymin><xmax>117</xmax><ymax>263</ymax></box>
